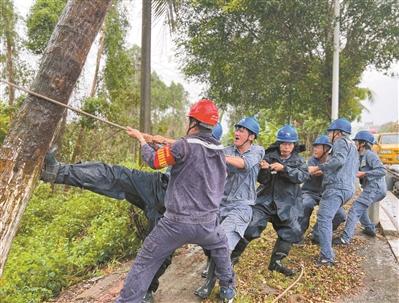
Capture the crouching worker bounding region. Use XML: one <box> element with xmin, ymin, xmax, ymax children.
<box><xmin>116</xmin><ymin>99</ymin><xmax>235</xmax><ymax>303</ymax></box>
<box><xmin>232</xmin><ymin>125</ymin><xmax>309</xmax><ymax>276</ymax></box>
<box><xmin>334</xmin><ymin>130</ymin><xmax>387</xmax><ymax>245</ymax></box>
<box><xmin>298</xmin><ymin>135</ymin><xmax>346</xmax><ymax>243</ymax></box>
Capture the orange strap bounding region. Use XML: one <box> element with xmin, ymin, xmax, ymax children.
<box><xmin>154</xmin><ymin>145</ymin><xmax>176</xmax><ymax>169</ymax></box>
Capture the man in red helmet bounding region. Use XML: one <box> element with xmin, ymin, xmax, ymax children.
<box><xmin>116</xmin><ymin>99</ymin><xmax>235</xmax><ymax>303</ymax></box>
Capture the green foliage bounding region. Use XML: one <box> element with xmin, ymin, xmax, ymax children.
<box><xmin>151</xmin><ymin>74</ymin><xmax>188</xmax><ymax>138</ymax></box>
<box><xmin>224</xmin><ymin>105</ymin><xmax>329</xmax><ymax>153</ymax></box>
<box><xmin>0</xmin><ymin>183</ymin><xmax>139</xmax><ymax>303</ymax></box>
<box><xmin>0</xmin><ymin>0</ymin><xmax>32</xmax><ymax>104</ymax></box>
<box><xmin>176</xmin><ymin>0</ymin><xmax>399</xmax><ymax>126</ymax></box>
<box><xmin>0</xmin><ymin>0</ymin><xmax>17</xmax><ymax>42</ymax></box>
<box><xmin>79</xmin><ymin>96</ymin><xmax>110</xmax><ymax>129</ymax></box>
<box><xmin>103</xmin><ymin>2</ymin><xmax>137</xmax><ymax>111</ymax></box>
<box><xmin>152</xmin><ymin>0</ymin><xmax>181</xmax><ymax>30</ymax></box>
<box><xmin>0</xmin><ymin>101</ymin><xmax>11</xmax><ymax>143</ymax></box>
<box><xmin>0</xmin><ymin>95</ymin><xmax>26</xmax><ymax>143</ymax></box>
<box><xmin>26</xmin><ymin>0</ymin><xmax>67</xmax><ymax>54</ymax></box>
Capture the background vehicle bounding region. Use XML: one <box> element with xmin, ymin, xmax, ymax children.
<box><xmin>373</xmin><ymin>132</ymin><xmax>399</xmax><ymax>165</ymax></box>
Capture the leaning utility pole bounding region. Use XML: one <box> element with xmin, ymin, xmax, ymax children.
<box><xmin>331</xmin><ymin>0</ymin><xmax>340</xmax><ymax>120</ymax></box>
<box><xmin>140</xmin><ymin>0</ymin><xmax>152</xmax><ymax>134</ymax></box>
<box><xmin>0</xmin><ymin>0</ymin><xmax>111</xmax><ymax>277</ymax></box>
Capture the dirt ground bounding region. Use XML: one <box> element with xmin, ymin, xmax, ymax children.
<box><xmin>50</xmin><ymin>232</ymin><xmax>399</xmax><ymax>303</ymax></box>
<box><xmin>50</xmin><ymin>245</ymin><xmax>206</xmax><ymax>303</ymax></box>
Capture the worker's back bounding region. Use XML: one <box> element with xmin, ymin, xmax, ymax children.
<box><xmin>164</xmin><ymin>132</ymin><xmax>226</xmax><ymax>224</ymax></box>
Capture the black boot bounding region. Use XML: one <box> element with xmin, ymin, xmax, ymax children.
<box><xmin>142</xmin><ymin>290</ymin><xmax>154</xmax><ymax>303</ymax></box>
<box><xmin>268</xmin><ymin>239</ymin><xmax>295</xmax><ymax>277</ymax></box>
<box><xmin>231</xmin><ymin>237</ymin><xmax>249</xmax><ymax>265</ymax></box>
<box><xmin>361</xmin><ymin>227</ymin><xmax>376</xmax><ymax>237</ymax></box>
<box><xmin>332</xmin><ymin>237</ymin><xmax>349</xmax><ymax>246</ymax></box>
<box><xmin>194</xmin><ymin>259</ymin><xmax>216</xmax><ymax>299</ymax></box>
<box><xmin>219</xmin><ymin>286</ymin><xmax>235</xmax><ymax>303</ymax></box>
<box><xmin>201</xmin><ymin>256</ymin><xmax>211</xmax><ymax>278</ymax></box>
<box><xmin>41</xmin><ymin>146</ymin><xmax>60</xmax><ymax>183</ymax></box>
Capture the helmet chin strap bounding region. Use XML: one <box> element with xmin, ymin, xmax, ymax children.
<box><xmin>236</xmin><ymin>134</ymin><xmax>251</xmax><ymax>148</ymax></box>
<box><xmin>331</xmin><ymin>130</ymin><xmax>340</xmax><ymax>144</ymax></box>
<box><xmin>320</xmin><ymin>145</ymin><xmax>330</xmax><ymax>160</ymax></box>
<box><xmin>186</xmin><ymin>121</ymin><xmax>198</xmax><ymax>135</ymax></box>
<box><xmin>357</xmin><ymin>141</ymin><xmax>366</xmax><ymax>152</ymax></box>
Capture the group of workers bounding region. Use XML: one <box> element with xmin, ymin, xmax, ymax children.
<box><xmin>40</xmin><ymin>98</ymin><xmax>387</xmax><ymax>303</ymax></box>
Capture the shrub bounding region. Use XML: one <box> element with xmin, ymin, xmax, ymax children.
<box><xmin>0</xmin><ymin>183</ymin><xmax>140</xmax><ymax>303</ymax></box>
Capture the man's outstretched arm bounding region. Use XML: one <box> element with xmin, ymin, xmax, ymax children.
<box><xmin>126</xmin><ymin>127</ymin><xmax>178</xmax><ymax>169</ymax></box>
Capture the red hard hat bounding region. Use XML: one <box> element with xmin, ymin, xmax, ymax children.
<box><xmin>188</xmin><ymin>98</ymin><xmax>219</xmax><ymax>127</ymax></box>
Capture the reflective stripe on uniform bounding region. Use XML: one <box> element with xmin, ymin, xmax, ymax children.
<box><xmin>186</xmin><ymin>138</ymin><xmax>224</xmax><ymax>150</ymax></box>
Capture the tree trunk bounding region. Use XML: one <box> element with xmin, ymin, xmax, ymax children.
<box><xmin>89</xmin><ymin>27</ymin><xmax>105</xmax><ymax>98</ymax></box>
<box><xmin>2</xmin><ymin>0</ymin><xmax>17</xmax><ymax>110</ymax></box>
<box><xmin>0</xmin><ymin>0</ymin><xmax>111</xmax><ymax>277</ymax></box>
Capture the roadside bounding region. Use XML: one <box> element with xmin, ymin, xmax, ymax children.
<box><xmin>339</xmin><ymin>232</ymin><xmax>399</xmax><ymax>303</ymax></box>
<box><xmin>50</xmin><ymin>227</ymin><xmax>398</xmax><ymax>303</ymax></box>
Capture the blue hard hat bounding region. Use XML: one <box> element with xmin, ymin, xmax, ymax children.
<box><xmin>354</xmin><ymin>130</ymin><xmax>375</xmax><ymax>145</ymax></box>
<box><xmin>235</xmin><ymin>116</ymin><xmax>260</xmax><ymax>136</ymax></box>
<box><xmin>313</xmin><ymin>135</ymin><xmax>332</xmax><ymax>147</ymax></box>
<box><xmin>276</xmin><ymin>125</ymin><xmax>298</xmax><ymax>143</ymax></box>
<box><xmin>212</xmin><ymin>122</ymin><xmax>223</xmax><ymax>141</ymax></box>
<box><xmin>327</xmin><ymin>118</ymin><xmax>352</xmax><ymax>134</ymax></box>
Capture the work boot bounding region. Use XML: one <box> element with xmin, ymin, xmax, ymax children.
<box><xmin>332</xmin><ymin>237</ymin><xmax>349</xmax><ymax>246</ymax></box>
<box><xmin>194</xmin><ymin>259</ymin><xmax>216</xmax><ymax>299</ymax></box>
<box><xmin>311</xmin><ymin>238</ymin><xmax>320</xmax><ymax>245</ymax></box>
<box><xmin>361</xmin><ymin>227</ymin><xmax>376</xmax><ymax>237</ymax></box>
<box><xmin>293</xmin><ymin>239</ymin><xmax>305</xmax><ymax>246</ymax></box>
<box><xmin>230</xmin><ymin>253</ymin><xmax>240</xmax><ymax>267</ymax></box>
<box><xmin>316</xmin><ymin>258</ymin><xmax>334</xmax><ymax>267</ymax></box>
<box><xmin>268</xmin><ymin>239</ymin><xmax>295</xmax><ymax>276</ymax></box>
<box><xmin>219</xmin><ymin>286</ymin><xmax>235</xmax><ymax>303</ymax></box>
<box><xmin>268</xmin><ymin>259</ymin><xmax>295</xmax><ymax>276</ymax></box>
<box><xmin>142</xmin><ymin>291</ymin><xmax>154</xmax><ymax>303</ymax></box>
<box><xmin>230</xmin><ymin>237</ymin><xmax>249</xmax><ymax>265</ymax></box>
<box><xmin>201</xmin><ymin>257</ymin><xmax>211</xmax><ymax>278</ymax></box>
<box><xmin>40</xmin><ymin>145</ymin><xmax>60</xmax><ymax>183</ymax></box>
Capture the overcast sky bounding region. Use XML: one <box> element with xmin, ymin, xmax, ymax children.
<box><xmin>9</xmin><ymin>0</ymin><xmax>399</xmax><ymax>126</ymax></box>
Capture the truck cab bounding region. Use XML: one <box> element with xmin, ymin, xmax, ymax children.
<box><xmin>373</xmin><ymin>132</ymin><xmax>399</xmax><ymax>164</ymax></box>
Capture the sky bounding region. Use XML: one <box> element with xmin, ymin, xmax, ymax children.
<box><xmin>8</xmin><ymin>0</ymin><xmax>399</xmax><ymax>127</ymax></box>
<box><xmin>358</xmin><ymin>68</ymin><xmax>398</xmax><ymax>126</ymax></box>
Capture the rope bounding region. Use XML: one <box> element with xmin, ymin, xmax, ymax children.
<box><xmin>0</xmin><ymin>79</ymin><xmax>160</xmax><ymax>142</ymax></box>
<box><xmin>0</xmin><ymin>79</ymin><xmax>127</xmax><ymax>131</ymax></box>
<box><xmin>271</xmin><ymin>264</ymin><xmax>305</xmax><ymax>303</ymax></box>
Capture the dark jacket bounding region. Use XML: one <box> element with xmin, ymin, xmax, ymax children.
<box><xmin>256</xmin><ymin>143</ymin><xmax>309</xmax><ymax>221</ymax></box>
<box><xmin>301</xmin><ymin>156</ymin><xmax>323</xmax><ymax>195</ymax></box>
<box><xmin>142</xmin><ymin>132</ymin><xmax>226</xmax><ymax>224</ymax></box>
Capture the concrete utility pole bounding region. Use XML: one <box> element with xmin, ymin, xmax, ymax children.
<box><xmin>331</xmin><ymin>0</ymin><xmax>340</xmax><ymax>120</ymax></box>
<box><xmin>140</xmin><ymin>0</ymin><xmax>152</xmax><ymax>134</ymax></box>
